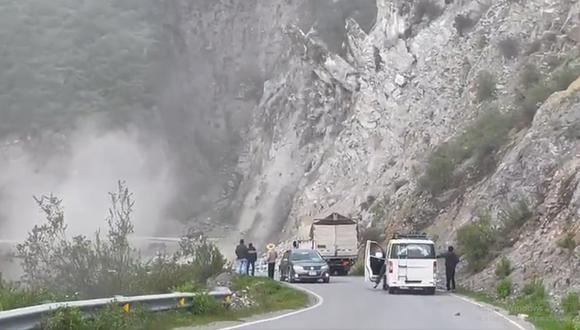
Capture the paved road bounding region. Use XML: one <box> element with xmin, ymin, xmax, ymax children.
<box><xmin>212</xmin><ymin>277</ymin><xmax>531</xmax><ymax>330</ymax></box>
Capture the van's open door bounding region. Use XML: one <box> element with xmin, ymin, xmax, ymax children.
<box><xmin>364</xmin><ymin>240</ymin><xmax>385</xmax><ymax>283</ymax></box>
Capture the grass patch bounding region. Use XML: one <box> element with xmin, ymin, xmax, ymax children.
<box><xmin>35</xmin><ymin>277</ymin><xmax>309</xmax><ymax>330</ymax></box>
<box><xmin>496</xmin><ymin>278</ymin><xmax>512</xmax><ymax>299</ymax></box>
<box><xmin>562</xmin><ymin>292</ymin><xmax>580</xmax><ymax>317</ymax></box>
<box><xmin>459</xmin><ymin>281</ymin><xmax>580</xmax><ymax>330</ymax></box>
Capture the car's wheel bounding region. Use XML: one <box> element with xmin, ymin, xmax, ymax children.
<box><xmin>388</xmin><ymin>286</ymin><xmax>398</xmax><ymax>294</ymax></box>
<box><xmin>323</xmin><ymin>277</ymin><xmax>330</xmax><ymax>283</ymax></box>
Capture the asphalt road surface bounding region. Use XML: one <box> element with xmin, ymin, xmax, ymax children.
<box><xmin>209</xmin><ymin>277</ymin><xmax>531</xmax><ymax>330</ymax></box>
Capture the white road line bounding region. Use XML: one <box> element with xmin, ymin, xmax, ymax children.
<box><xmin>218</xmin><ymin>284</ymin><xmax>324</xmax><ymax>330</ymax></box>
<box><xmin>452</xmin><ymin>294</ymin><xmax>528</xmax><ymax>330</ymax></box>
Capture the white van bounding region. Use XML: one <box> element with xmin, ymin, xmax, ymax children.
<box><xmin>365</xmin><ymin>234</ymin><xmax>437</xmax><ymax>294</ymax></box>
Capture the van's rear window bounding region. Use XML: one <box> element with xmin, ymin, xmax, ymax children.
<box><xmin>390</xmin><ymin>243</ymin><xmax>435</xmax><ymax>259</ymax></box>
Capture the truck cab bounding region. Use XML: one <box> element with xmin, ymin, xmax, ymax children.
<box><xmin>365</xmin><ymin>233</ymin><xmax>437</xmax><ymax>295</ymax></box>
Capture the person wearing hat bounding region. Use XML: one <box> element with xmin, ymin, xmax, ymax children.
<box><xmin>266</xmin><ymin>243</ymin><xmax>278</xmax><ymax>279</ymax></box>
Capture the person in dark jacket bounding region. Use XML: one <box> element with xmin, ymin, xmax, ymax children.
<box><xmin>235</xmin><ymin>239</ymin><xmax>249</xmax><ymax>275</ymax></box>
<box><xmin>247</xmin><ymin>243</ymin><xmax>258</xmax><ymax>276</ymax></box>
<box><xmin>437</xmin><ymin>246</ymin><xmax>460</xmax><ymax>291</ymax></box>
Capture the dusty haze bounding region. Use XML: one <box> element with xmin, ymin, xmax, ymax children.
<box><xmin>0</xmin><ymin>120</ymin><xmax>179</xmax><ymax>240</ymax></box>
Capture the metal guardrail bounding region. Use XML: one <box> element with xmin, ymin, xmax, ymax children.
<box><xmin>0</xmin><ymin>287</ymin><xmax>232</xmax><ymax>330</ymax></box>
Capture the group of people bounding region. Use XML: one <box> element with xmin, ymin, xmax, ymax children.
<box><xmin>234</xmin><ymin>239</ymin><xmax>279</xmax><ymax>279</ymax></box>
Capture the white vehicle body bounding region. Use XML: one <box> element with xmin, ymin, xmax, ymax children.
<box><xmin>312</xmin><ymin>222</ymin><xmax>358</xmax><ymax>258</ymax></box>
<box><xmin>364</xmin><ymin>237</ymin><xmax>437</xmax><ymax>294</ymax></box>
<box><xmin>310</xmin><ymin>213</ymin><xmax>358</xmax><ymax>274</ymax></box>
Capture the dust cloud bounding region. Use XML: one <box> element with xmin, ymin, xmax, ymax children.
<box><xmin>0</xmin><ymin>120</ymin><xmax>179</xmax><ymax>241</ymax></box>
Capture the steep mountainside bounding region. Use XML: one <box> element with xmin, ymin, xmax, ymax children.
<box><xmin>228</xmin><ymin>0</ymin><xmax>580</xmax><ymax>300</ymax></box>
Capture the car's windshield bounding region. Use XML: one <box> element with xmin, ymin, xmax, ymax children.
<box><xmin>391</xmin><ymin>243</ymin><xmax>435</xmax><ymax>259</ymax></box>
<box><xmin>290</xmin><ymin>250</ymin><xmax>324</xmax><ymax>262</ymax></box>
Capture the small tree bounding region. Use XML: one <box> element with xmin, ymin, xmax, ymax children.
<box><xmin>457</xmin><ymin>214</ymin><xmax>496</xmax><ymax>272</ymax></box>
<box><xmin>495</xmin><ymin>257</ymin><xmax>512</xmax><ymax>279</ymax></box>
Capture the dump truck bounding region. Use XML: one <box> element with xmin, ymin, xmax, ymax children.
<box><xmin>310</xmin><ymin>213</ymin><xmax>358</xmax><ymax>275</ymax></box>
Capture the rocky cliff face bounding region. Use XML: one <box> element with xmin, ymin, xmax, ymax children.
<box><xmin>226</xmin><ymin>0</ymin><xmax>580</xmax><ymax>300</ymax></box>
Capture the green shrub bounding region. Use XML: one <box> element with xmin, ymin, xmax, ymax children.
<box><xmin>191</xmin><ymin>293</ymin><xmax>224</xmax><ymax>316</ymax></box>
<box><xmin>499</xmin><ymin>199</ymin><xmax>533</xmax><ymax>236</ymax></box>
<box><xmin>557</xmin><ymin>232</ymin><xmax>577</xmax><ymax>251</ymax></box>
<box><xmin>551</xmin><ymin>67</ymin><xmax>580</xmax><ymax>91</ymax></box>
<box><xmin>495</xmin><ymin>257</ymin><xmax>512</xmax><ymax>279</ymax></box>
<box><xmin>41</xmin><ymin>307</ymin><xmax>89</xmax><ymax>330</ymax></box>
<box><xmin>517</xmin><ymin>64</ymin><xmax>580</xmax><ymax>126</ymax></box>
<box><xmin>496</xmin><ymin>279</ymin><xmax>512</xmax><ymax>299</ymax></box>
<box><xmin>476</xmin><ymin>71</ymin><xmax>497</xmax><ymax>102</ymax></box>
<box><xmin>419</xmin><ymin>109</ymin><xmax>512</xmax><ymax>195</ymax></box>
<box><xmin>498</xmin><ymin>37</ymin><xmax>520</xmax><ymax>60</ymax></box>
<box><xmin>454</xmin><ymin>15</ymin><xmax>475</xmax><ymax>36</ymax></box>
<box><xmin>520</xmin><ymin>64</ymin><xmax>541</xmax><ymax>89</ymax></box>
<box><xmin>413</xmin><ymin>0</ymin><xmax>443</xmax><ymax>23</ymax></box>
<box><xmin>562</xmin><ymin>292</ymin><xmax>580</xmax><ymax>316</ymax></box>
<box><xmin>419</xmin><ymin>149</ymin><xmax>456</xmax><ymax>195</ymax></box>
<box><xmin>456</xmin><ymin>215</ymin><xmax>496</xmax><ymax>272</ymax></box>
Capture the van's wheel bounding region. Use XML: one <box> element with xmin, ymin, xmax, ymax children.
<box><xmin>388</xmin><ymin>287</ymin><xmax>398</xmax><ymax>294</ymax></box>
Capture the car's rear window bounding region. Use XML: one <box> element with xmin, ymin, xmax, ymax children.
<box><xmin>390</xmin><ymin>243</ymin><xmax>435</xmax><ymax>259</ymax></box>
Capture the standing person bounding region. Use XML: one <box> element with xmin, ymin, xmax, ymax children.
<box><xmin>235</xmin><ymin>239</ymin><xmax>249</xmax><ymax>275</ymax></box>
<box><xmin>266</xmin><ymin>243</ymin><xmax>278</xmax><ymax>279</ymax></box>
<box><xmin>437</xmin><ymin>246</ymin><xmax>460</xmax><ymax>291</ymax></box>
<box><xmin>247</xmin><ymin>243</ymin><xmax>257</xmax><ymax>276</ymax></box>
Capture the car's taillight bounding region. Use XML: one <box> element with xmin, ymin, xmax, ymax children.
<box><xmin>388</xmin><ymin>261</ymin><xmax>393</xmax><ymax>273</ymax></box>
<box><xmin>433</xmin><ymin>261</ymin><xmax>437</xmax><ymax>274</ymax></box>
